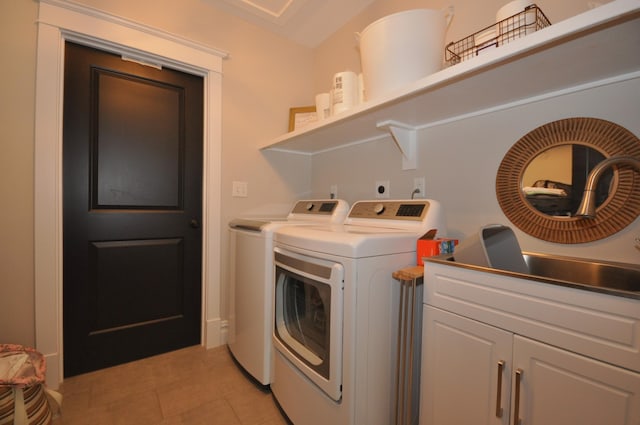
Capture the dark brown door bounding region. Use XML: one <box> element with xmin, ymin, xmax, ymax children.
<box><xmin>63</xmin><ymin>42</ymin><xmax>203</xmax><ymax>377</ymax></box>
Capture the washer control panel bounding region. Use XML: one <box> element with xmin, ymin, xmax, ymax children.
<box><xmin>289</xmin><ymin>199</ymin><xmax>348</xmax><ymax>216</ymax></box>
<box><xmin>290</xmin><ymin>201</ymin><xmax>335</xmax><ymax>215</ymax></box>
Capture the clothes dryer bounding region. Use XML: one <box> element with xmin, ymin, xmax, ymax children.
<box><xmin>271</xmin><ymin>200</ymin><xmax>445</xmax><ymax>425</ymax></box>
<box><xmin>227</xmin><ymin>199</ymin><xmax>349</xmax><ymax>385</ymax></box>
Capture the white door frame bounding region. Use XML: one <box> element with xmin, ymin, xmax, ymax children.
<box><xmin>34</xmin><ymin>0</ymin><xmax>228</xmax><ymax>388</ymax></box>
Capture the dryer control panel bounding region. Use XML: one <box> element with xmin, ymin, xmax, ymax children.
<box><xmin>347</xmin><ymin>200</ymin><xmax>431</xmax><ymax>221</ymax></box>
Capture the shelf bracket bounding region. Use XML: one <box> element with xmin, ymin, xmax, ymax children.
<box><xmin>377</xmin><ymin>120</ymin><xmax>417</xmax><ymax>170</ymax></box>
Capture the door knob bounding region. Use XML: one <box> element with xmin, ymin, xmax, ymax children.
<box><xmin>190</xmin><ymin>219</ymin><xmax>200</xmax><ymax>228</ymax></box>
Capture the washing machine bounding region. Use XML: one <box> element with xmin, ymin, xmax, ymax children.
<box><xmin>271</xmin><ymin>199</ymin><xmax>446</xmax><ymax>425</ymax></box>
<box><xmin>227</xmin><ymin>199</ymin><xmax>349</xmax><ymax>386</ymax></box>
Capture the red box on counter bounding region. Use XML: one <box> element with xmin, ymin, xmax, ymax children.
<box><xmin>417</xmin><ymin>238</ymin><xmax>458</xmax><ymax>266</ymax></box>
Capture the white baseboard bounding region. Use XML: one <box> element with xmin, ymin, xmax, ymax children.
<box><xmin>205</xmin><ymin>318</ymin><xmax>228</xmax><ymax>348</ymax></box>
<box><xmin>44</xmin><ymin>352</ymin><xmax>61</xmax><ymax>390</ymax></box>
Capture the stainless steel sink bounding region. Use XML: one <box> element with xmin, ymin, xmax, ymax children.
<box><xmin>428</xmin><ymin>251</ymin><xmax>640</xmax><ymax>299</ymax></box>
<box><xmin>522</xmin><ymin>252</ymin><xmax>640</xmax><ymax>293</ymax></box>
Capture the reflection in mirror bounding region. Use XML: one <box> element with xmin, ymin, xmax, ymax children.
<box><xmin>521</xmin><ymin>145</ymin><xmax>612</xmax><ymax>216</ymax></box>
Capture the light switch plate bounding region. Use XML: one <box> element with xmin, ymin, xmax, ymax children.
<box><xmin>232</xmin><ymin>181</ymin><xmax>248</xmax><ymax>197</ymax></box>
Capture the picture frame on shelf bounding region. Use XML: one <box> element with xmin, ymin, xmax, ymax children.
<box><xmin>288</xmin><ymin>106</ymin><xmax>317</xmax><ymax>132</ymax></box>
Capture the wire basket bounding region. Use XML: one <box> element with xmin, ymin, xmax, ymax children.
<box><xmin>445</xmin><ymin>4</ymin><xmax>551</xmax><ymax>66</ymax></box>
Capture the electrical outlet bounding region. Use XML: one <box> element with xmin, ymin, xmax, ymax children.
<box><xmin>330</xmin><ymin>184</ymin><xmax>338</xmax><ymax>199</ymax></box>
<box><xmin>413</xmin><ymin>177</ymin><xmax>425</xmax><ymax>198</ymax></box>
<box><xmin>232</xmin><ymin>181</ymin><xmax>248</xmax><ymax>197</ymax></box>
<box><xmin>375</xmin><ymin>180</ymin><xmax>390</xmax><ymax>198</ymax></box>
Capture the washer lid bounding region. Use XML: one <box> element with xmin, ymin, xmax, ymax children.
<box><xmin>229</xmin><ymin>199</ymin><xmax>350</xmax><ymax>232</ymax></box>
<box><xmin>228</xmin><ymin>218</ymin><xmax>280</xmax><ymax>231</ymax></box>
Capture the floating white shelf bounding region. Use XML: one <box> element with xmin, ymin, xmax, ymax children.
<box><xmin>261</xmin><ymin>0</ymin><xmax>640</xmax><ymax>169</ymax></box>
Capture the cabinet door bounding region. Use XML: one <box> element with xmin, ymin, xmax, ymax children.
<box><xmin>513</xmin><ymin>336</ymin><xmax>640</xmax><ymax>425</ymax></box>
<box><xmin>420</xmin><ymin>306</ymin><xmax>512</xmax><ymax>425</ymax></box>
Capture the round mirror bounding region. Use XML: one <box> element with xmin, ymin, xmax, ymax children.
<box><xmin>496</xmin><ymin>117</ymin><xmax>640</xmax><ymax>243</ymax></box>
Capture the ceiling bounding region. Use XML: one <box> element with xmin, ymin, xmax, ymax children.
<box><xmin>204</xmin><ymin>0</ymin><xmax>376</xmax><ymax>47</ymax></box>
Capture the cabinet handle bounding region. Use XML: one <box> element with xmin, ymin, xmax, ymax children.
<box><xmin>496</xmin><ymin>360</ymin><xmax>505</xmax><ymax>418</ymax></box>
<box><xmin>513</xmin><ymin>368</ymin><xmax>523</xmax><ymax>425</ymax></box>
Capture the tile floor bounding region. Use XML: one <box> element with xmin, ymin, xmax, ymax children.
<box><xmin>54</xmin><ymin>345</ymin><xmax>290</xmax><ymax>425</ymax></box>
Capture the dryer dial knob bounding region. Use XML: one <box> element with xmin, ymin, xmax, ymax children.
<box><xmin>373</xmin><ymin>203</ymin><xmax>385</xmax><ymax>215</ymax></box>
<box><xmin>306</xmin><ymin>202</ymin><xmax>315</xmax><ymax>211</ymax></box>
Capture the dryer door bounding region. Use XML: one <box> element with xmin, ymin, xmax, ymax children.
<box><xmin>273</xmin><ymin>248</ymin><xmax>344</xmax><ymax>401</ymax></box>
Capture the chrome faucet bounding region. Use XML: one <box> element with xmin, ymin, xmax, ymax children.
<box><xmin>575</xmin><ymin>155</ymin><xmax>640</xmax><ymax>218</ymax></box>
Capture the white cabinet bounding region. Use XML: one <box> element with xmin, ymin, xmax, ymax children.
<box><xmin>421</xmin><ymin>306</ymin><xmax>511</xmax><ymax>425</ymax></box>
<box><xmin>423</xmin><ymin>261</ymin><xmax>640</xmax><ymax>373</ymax></box>
<box><xmin>421</xmin><ymin>306</ymin><xmax>640</xmax><ymax>425</ymax></box>
<box><xmin>514</xmin><ymin>335</ymin><xmax>640</xmax><ymax>425</ymax></box>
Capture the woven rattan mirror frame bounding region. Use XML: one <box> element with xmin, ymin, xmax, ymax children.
<box><xmin>496</xmin><ymin>117</ymin><xmax>640</xmax><ymax>243</ymax></box>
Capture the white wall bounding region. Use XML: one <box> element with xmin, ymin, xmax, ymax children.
<box><xmin>0</xmin><ymin>0</ymin><xmax>39</xmax><ymax>346</ymax></box>
<box><xmin>304</xmin><ymin>0</ymin><xmax>640</xmax><ymax>264</ymax></box>
<box><xmin>309</xmin><ymin>74</ymin><xmax>640</xmax><ymax>263</ymax></box>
